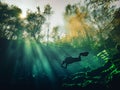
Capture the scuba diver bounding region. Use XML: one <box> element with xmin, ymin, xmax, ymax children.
<box><xmin>61</xmin><ymin>52</ymin><xmax>89</xmax><ymax>69</ymax></box>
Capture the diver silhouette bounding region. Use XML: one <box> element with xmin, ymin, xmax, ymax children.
<box><xmin>61</xmin><ymin>52</ymin><xmax>89</xmax><ymax>69</ymax></box>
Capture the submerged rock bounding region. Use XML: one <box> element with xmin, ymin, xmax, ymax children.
<box><xmin>62</xmin><ymin>61</ymin><xmax>120</xmax><ymax>89</ymax></box>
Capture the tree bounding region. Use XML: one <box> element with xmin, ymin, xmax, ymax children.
<box><xmin>26</xmin><ymin>9</ymin><xmax>45</xmax><ymax>41</ymax></box>
<box><xmin>63</xmin><ymin>3</ymin><xmax>93</xmax><ymax>48</ymax></box>
<box><xmin>109</xmin><ymin>8</ymin><xmax>120</xmax><ymax>44</ymax></box>
<box><xmin>43</xmin><ymin>4</ymin><xmax>53</xmax><ymax>43</ymax></box>
<box><xmin>62</xmin><ymin>0</ymin><xmax>119</xmax><ymax>50</ymax></box>
<box><xmin>0</xmin><ymin>1</ymin><xmax>53</xmax><ymax>42</ymax></box>
<box><xmin>25</xmin><ymin>4</ymin><xmax>53</xmax><ymax>42</ymax></box>
<box><xmin>0</xmin><ymin>1</ymin><xmax>23</xmax><ymax>40</ymax></box>
<box><xmin>51</xmin><ymin>26</ymin><xmax>60</xmax><ymax>42</ymax></box>
<box><xmin>84</xmin><ymin>0</ymin><xmax>118</xmax><ymax>48</ymax></box>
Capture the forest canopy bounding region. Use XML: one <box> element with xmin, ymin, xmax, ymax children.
<box><xmin>0</xmin><ymin>0</ymin><xmax>120</xmax><ymax>50</ymax></box>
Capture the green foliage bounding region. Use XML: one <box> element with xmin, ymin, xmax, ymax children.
<box><xmin>0</xmin><ymin>0</ymin><xmax>119</xmax><ymax>50</ymax></box>
<box><xmin>61</xmin><ymin>0</ymin><xmax>119</xmax><ymax>51</ymax></box>
<box><xmin>44</xmin><ymin>4</ymin><xmax>52</xmax><ymax>15</ymax></box>
<box><xmin>0</xmin><ymin>1</ymin><xmax>53</xmax><ymax>41</ymax></box>
<box><xmin>26</xmin><ymin>10</ymin><xmax>46</xmax><ymax>40</ymax></box>
<box><xmin>51</xmin><ymin>26</ymin><xmax>60</xmax><ymax>42</ymax></box>
<box><xmin>65</xmin><ymin>4</ymin><xmax>78</xmax><ymax>16</ymax></box>
<box><xmin>109</xmin><ymin>8</ymin><xmax>120</xmax><ymax>44</ymax></box>
<box><xmin>97</xmin><ymin>50</ymin><xmax>109</xmax><ymax>63</ymax></box>
<box><xmin>0</xmin><ymin>1</ymin><xmax>22</xmax><ymax>39</ymax></box>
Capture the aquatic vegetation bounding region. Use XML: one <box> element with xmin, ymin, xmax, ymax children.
<box><xmin>62</xmin><ymin>61</ymin><xmax>120</xmax><ymax>88</ymax></box>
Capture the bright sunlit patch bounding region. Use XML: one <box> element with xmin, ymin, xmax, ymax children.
<box><xmin>23</xmin><ymin>31</ymin><xmax>28</xmax><ymax>38</ymax></box>
<box><xmin>19</xmin><ymin>12</ymin><xmax>27</xmax><ymax>19</ymax></box>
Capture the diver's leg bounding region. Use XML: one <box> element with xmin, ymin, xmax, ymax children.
<box><xmin>61</xmin><ymin>61</ymin><xmax>65</xmax><ymax>68</ymax></box>
<box><xmin>61</xmin><ymin>61</ymin><xmax>65</xmax><ymax>65</ymax></box>
<box><xmin>65</xmin><ymin>63</ymin><xmax>68</xmax><ymax>69</ymax></box>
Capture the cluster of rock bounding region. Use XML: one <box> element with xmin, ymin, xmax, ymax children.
<box><xmin>62</xmin><ymin>61</ymin><xmax>120</xmax><ymax>89</ymax></box>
